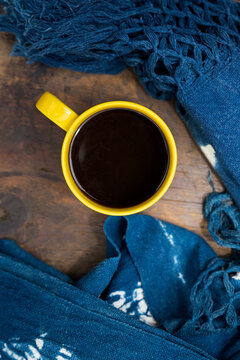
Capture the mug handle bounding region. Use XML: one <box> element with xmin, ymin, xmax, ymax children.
<box><xmin>36</xmin><ymin>92</ymin><xmax>78</xmax><ymax>131</ymax></box>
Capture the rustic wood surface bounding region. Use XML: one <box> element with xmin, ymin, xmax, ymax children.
<box><xmin>0</xmin><ymin>33</ymin><xmax>228</xmax><ymax>279</ymax></box>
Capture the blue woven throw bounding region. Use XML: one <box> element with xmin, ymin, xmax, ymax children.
<box><xmin>1</xmin><ymin>214</ymin><xmax>240</xmax><ymax>359</ymax></box>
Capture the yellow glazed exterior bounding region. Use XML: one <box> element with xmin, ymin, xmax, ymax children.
<box><xmin>36</xmin><ymin>92</ymin><xmax>177</xmax><ymax>215</ymax></box>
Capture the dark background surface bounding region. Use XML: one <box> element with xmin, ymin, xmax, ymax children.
<box><xmin>0</xmin><ymin>33</ymin><xmax>228</xmax><ymax>279</ymax></box>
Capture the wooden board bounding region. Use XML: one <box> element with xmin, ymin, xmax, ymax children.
<box><xmin>0</xmin><ymin>33</ymin><xmax>228</xmax><ymax>278</ymax></box>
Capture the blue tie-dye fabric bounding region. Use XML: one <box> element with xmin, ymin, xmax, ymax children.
<box><xmin>80</xmin><ymin>215</ymin><xmax>240</xmax><ymax>359</ymax></box>
<box><xmin>1</xmin><ymin>214</ymin><xmax>240</xmax><ymax>360</ymax></box>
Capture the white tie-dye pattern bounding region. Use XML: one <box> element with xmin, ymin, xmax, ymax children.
<box><xmin>109</xmin><ymin>290</ymin><xmax>128</xmax><ymax>309</ymax></box>
<box><xmin>158</xmin><ymin>221</ymin><xmax>175</xmax><ymax>246</ymax></box>
<box><xmin>200</xmin><ymin>144</ymin><xmax>216</xmax><ymax>168</ymax></box>
<box><xmin>59</xmin><ymin>348</ymin><xmax>72</xmax><ymax>357</ymax></box>
<box><xmin>56</xmin><ymin>346</ymin><xmax>72</xmax><ymax>360</ymax></box>
<box><xmin>25</xmin><ymin>345</ymin><xmax>41</xmax><ymax>360</ymax></box>
<box><xmin>0</xmin><ymin>333</ymin><xmax>72</xmax><ymax>360</ymax></box>
<box><xmin>158</xmin><ymin>221</ymin><xmax>187</xmax><ymax>285</ymax></box>
<box><xmin>109</xmin><ymin>281</ymin><xmax>158</xmax><ymax>326</ymax></box>
<box><xmin>232</xmin><ymin>272</ymin><xmax>240</xmax><ymax>280</ymax></box>
<box><xmin>133</xmin><ymin>286</ymin><xmax>144</xmax><ymax>301</ymax></box>
<box><xmin>2</xmin><ymin>343</ymin><xmax>25</xmax><ymax>360</ymax></box>
<box><xmin>35</xmin><ymin>339</ymin><xmax>43</xmax><ymax>351</ymax></box>
<box><xmin>1</xmin><ymin>335</ymin><xmax>46</xmax><ymax>360</ymax></box>
<box><xmin>178</xmin><ymin>272</ymin><xmax>186</xmax><ymax>284</ymax></box>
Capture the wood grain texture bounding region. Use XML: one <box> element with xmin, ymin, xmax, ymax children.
<box><xmin>0</xmin><ymin>33</ymin><xmax>229</xmax><ymax>278</ymax></box>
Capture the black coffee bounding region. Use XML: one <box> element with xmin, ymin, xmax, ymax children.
<box><xmin>69</xmin><ymin>109</ymin><xmax>169</xmax><ymax>208</ymax></box>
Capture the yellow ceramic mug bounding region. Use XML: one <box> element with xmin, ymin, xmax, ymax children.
<box><xmin>36</xmin><ymin>92</ymin><xmax>177</xmax><ymax>215</ymax></box>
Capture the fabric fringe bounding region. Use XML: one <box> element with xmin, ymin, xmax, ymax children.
<box><xmin>191</xmin><ymin>257</ymin><xmax>240</xmax><ymax>330</ymax></box>
<box><xmin>190</xmin><ymin>192</ymin><xmax>240</xmax><ymax>331</ymax></box>
<box><xmin>205</xmin><ymin>192</ymin><xmax>240</xmax><ymax>250</ymax></box>
<box><xmin>0</xmin><ymin>0</ymin><xmax>240</xmax><ymax>99</ymax></box>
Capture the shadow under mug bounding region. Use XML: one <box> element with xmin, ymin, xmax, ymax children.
<box><xmin>36</xmin><ymin>92</ymin><xmax>177</xmax><ymax>215</ymax></box>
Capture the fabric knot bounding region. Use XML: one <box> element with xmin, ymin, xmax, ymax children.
<box><xmin>191</xmin><ymin>257</ymin><xmax>240</xmax><ymax>331</ymax></box>
<box><xmin>204</xmin><ymin>192</ymin><xmax>240</xmax><ymax>250</ymax></box>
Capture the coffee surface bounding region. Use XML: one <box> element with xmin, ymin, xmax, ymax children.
<box><xmin>69</xmin><ymin>109</ymin><xmax>169</xmax><ymax>208</ymax></box>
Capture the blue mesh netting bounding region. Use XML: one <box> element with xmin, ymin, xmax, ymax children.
<box><xmin>188</xmin><ymin>192</ymin><xmax>240</xmax><ymax>332</ymax></box>
<box><xmin>205</xmin><ymin>192</ymin><xmax>240</xmax><ymax>250</ymax></box>
<box><xmin>191</xmin><ymin>257</ymin><xmax>240</xmax><ymax>330</ymax></box>
<box><xmin>0</xmin><ymin>0</ymin><xmax>240</xmax><ymax>100</ymax></box>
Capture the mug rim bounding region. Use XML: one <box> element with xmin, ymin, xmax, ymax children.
<box><xmin>61</xmin><ymin>101</ymin><xmax>177</xmax><ymax>215</ymax></box>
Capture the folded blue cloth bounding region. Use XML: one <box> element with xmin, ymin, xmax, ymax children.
<box><xmin>1</xmin><ymin>214</ymin><xmax>240</xmax><ymax>359</ymax></box>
